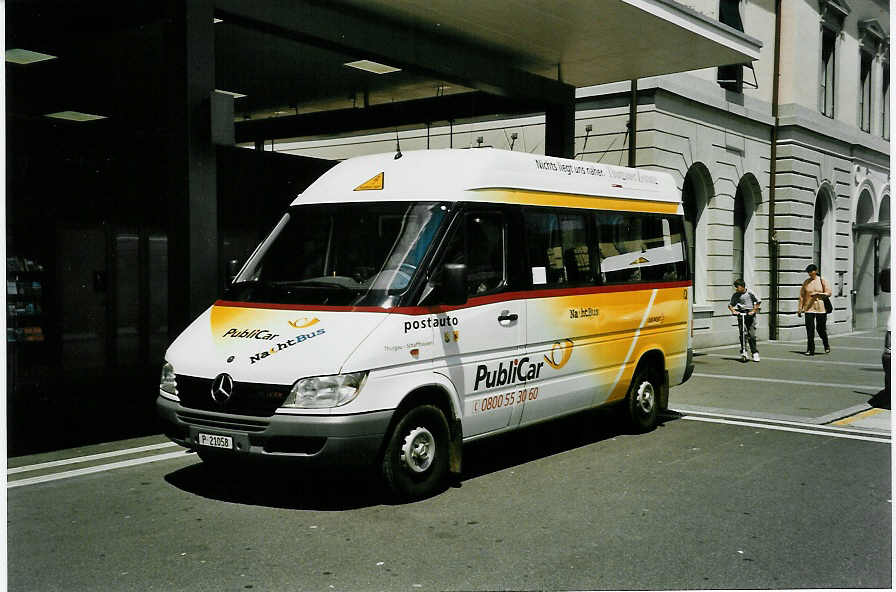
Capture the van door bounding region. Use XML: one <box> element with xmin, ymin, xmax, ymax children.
<box><xmin>432</xmin><ymin>207</ymin><xmax>526</xmax><ymax>437</ymax></box>
<box><xmin>520</xmin><ymin>208</ymin><xmax>599</xmax><ymax>425</ymax></box>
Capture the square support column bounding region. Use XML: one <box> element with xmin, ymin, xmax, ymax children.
<box><xmin>545</xmin><ymin>93</ymin><xmax>575</xmax><ymax>159</ymax></box>
<box><xmin>166</xmin><ymin>0</ymin><xmax>219</xmax><ymax>337</ymax></box>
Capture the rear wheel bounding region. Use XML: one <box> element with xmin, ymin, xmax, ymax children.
<box><xmin>382</xmin><ymin>405</ymin><xmax>450</xmax><ymax>501</ymax></box>
<box><xmin>625</xmin><ymin>366</ymin><xmax>659</xmax><ymax>432</ymax></box>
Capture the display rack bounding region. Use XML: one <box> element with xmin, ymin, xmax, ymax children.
<box><xmin>7</xmin><ymin>256</ymin><xmax>46</xmax><ymax>344</ymax></box>
<box><xmin>7</xmin><ymin>256</ymin><xmax>48</xmax><ymax>391</ymax></box>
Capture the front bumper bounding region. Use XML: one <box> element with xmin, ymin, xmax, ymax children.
<box><xmin>156</xmin><ymin>396</ymin><xmax>393</xmax><ymax>467</ymax></box>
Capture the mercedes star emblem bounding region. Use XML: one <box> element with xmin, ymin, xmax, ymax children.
<box><xmin>210</xmin><ymin>373</ymin><xmax>234</xmax><ymax>405</ymax></box>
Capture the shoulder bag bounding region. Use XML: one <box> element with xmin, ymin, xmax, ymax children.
<box><xmin>820</xmin><ymin>278</ymin><xmax>833</xmax><ymax>314</ymax></box>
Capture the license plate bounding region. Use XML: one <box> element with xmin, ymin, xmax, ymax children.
<box><xmin>198</xmin><ymin>433</ymin><xmax>233</xmax><ymax>450</ymax></box>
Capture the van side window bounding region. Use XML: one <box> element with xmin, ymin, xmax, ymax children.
<box><xmin>524</xmin><ymin>210</ymin><xmax>593</xmax><ymax>287</ymax></box>
<box><xmin>440</xmin><ymin>211</ymin><xmax>507</xmax><ymax>296</ymax></box>
<box><xmin>596</xmin><ymin>212</ymin><xmax>687</xmax><ymax>284</ymax></box>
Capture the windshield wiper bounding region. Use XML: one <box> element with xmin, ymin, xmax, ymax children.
<box><xmin>271</xmin><ymin>279</ymin><xmax>359</xmax><ymax>293</ymax></box>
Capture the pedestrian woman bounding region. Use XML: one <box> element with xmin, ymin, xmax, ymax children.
<box><xmin>797</xmin><ymin>263</ymin><xmax>832</xmax><ymax>355</ymax></box>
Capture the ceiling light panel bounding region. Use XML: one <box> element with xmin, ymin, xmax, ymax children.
<box><xmin>6</xmin><ymin>49</ymin><xmax>58</xmax><ymax>65</ymax></box>
<box><xmin>45</xmin><ymin>111</ymin><xmax>107</xmax><ymax>122</ymax></box>
<box><xmin>344</xmin><ymin>59</ymin><xmax>401</xmax><ymax>74</ymax></box>
<box><xmin>215</xmin><ymin>89</ymin><xmax>248</xmax><ymax>98</ymax></box>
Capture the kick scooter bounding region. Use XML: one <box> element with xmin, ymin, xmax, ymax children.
<box><xmin>736</xmin><ymin>311</ymin><xmax>749</xmax><ymax>362</ymax></box>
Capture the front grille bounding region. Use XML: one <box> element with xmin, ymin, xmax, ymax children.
<box><xmin>176</xmin><ymin>410</ymin><xmax>269</xmax><ymax>433</ymax></box>
<box><xmin>176</xmin><ymin>374</ymin><xmax>288</xmax><ymax>417</ymax></box>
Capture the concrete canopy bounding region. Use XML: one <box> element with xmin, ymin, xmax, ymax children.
<box><xmin>217</xmin><ymin>0</ymin><xmax>762</xmax><ymax>128</ymax></box>
<box><xmin>328</xmin><ymin>0</ymin><xmax>762</xmax><ymax>87</ymax></box>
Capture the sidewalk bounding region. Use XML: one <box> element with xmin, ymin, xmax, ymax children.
<box><xmin>670</xmin><ymin>328</ymin><xmax>891</xmax><ymax>434</ymax></box>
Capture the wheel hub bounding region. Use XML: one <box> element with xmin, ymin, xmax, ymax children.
<box><xmin>400</xmin><ymin>426</ymin><xmax>435</xmax><ymax>473</ymax></box>
<box><xmin>635</xmin><ymin>381</ymin><xmax>655</xmax><ymax>414</ymax></box>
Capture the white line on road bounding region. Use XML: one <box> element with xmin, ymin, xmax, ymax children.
<box><xmin>8</xmin><ymin>442</ymin><xmax>179</xmax><ymax>475</ymax></box>
<box><xmin>700</xmin><ymin>353</ymin><xmax>882</xmax><ymax>368</ymax></box>
<box><xmin>691</xmin><ymin>372</ymin><xmax>880</xmax><ymax>391</ymax></box>
<box><xmin>763</xmin><ymin>343</ymin><xmax>880</xmax><ymax>351</ymax></box>
<box><xmin>671</xmin><ymin>408</ymin><xmax>883</xmax><ymax>434</ymax></box>
<box><xmin>680</xmin><ymin>415</ymin><xmax>890</xmax><ymax>444</ymax></box>
<box><xmin>7</xmin><ymin>450</ymin><xmax>193</xmax><ymax>489</ymax></box>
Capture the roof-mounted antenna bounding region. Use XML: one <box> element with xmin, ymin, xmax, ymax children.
<box><xmin>394</xmin><ymin>128</ymin><xmax>402</xmax><ymax>159</ymax></box>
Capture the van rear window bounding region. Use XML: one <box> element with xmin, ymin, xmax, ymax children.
<box><xmin>596</xmin><ymin>213</ymin><xmax>687</xmax><ymax>284</ymax></box>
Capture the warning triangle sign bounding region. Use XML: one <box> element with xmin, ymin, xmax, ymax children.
<box><xmin>354</xmin><ymin>172</ymin><xmax>384</xmax><ymax>191</ymax></box>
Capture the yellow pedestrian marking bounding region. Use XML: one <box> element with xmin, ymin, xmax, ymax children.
<box><xmin>832</xmin><ymin>407</ymin><xmax>886</xmax><ymax>426</ymax></box>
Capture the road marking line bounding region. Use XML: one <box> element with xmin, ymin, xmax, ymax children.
<box><xmin>671</xmin><ymin>408</ymin><xmax>887</xmax><ymax>435</ymax></box>
<box><xmin>700</xmin><ymin>353</ymin><xmax>880</xmax><ymax>368</ymax></box>
<box><xmin>7</xmin><ymin>450</ymin><xmax>193</xmax><ymax>488</ymax></box>
<box><xmin>832</xmin><ymin>407</ymin><xmax>888</xmax><ymax>426</ymax></box>
<box><xmin>8</xmin><ymin>442</ymin><xmax>179</xmax><ymax>475</ymax></box>
<box><xmin>761</xmin><ymin>344</ymin><xmax>880</xmax><ymax>352</ymax></box>
<box><xmin>691</xmin><ymin>372</ymin><xmax>880</xmax><ymax>391</ymax></box>
<box><xmin>680</xmin><ymin>415</ymin><xmax>890</xmax><ymax>443</ymax></box>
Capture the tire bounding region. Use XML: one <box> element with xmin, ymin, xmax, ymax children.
<box><xmin>625</xmin><ymin>366</ymin><xmax>659</xmax><ymax>432</ymax></box>
<box><xmin>382</xmin><ymin>405</ymin><xmax>450</xmax><ymax>501</ymax></box>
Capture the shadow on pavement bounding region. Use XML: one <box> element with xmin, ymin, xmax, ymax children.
<box><xmin>868</xmin><ymin>389</ymin><xmax>891</xmax><ymax>410</ymax></box>
<box><xmin>163</xmin><ymin>405</ymin><xmax>678</xmax><ymax>510</ymax></box>
<box><xmin>164</xmin><ymin>461</ymin><xmax>385</xmax><ymax>511</ymax></box>
<box><xmin>460</xmin><ymin>406</ymin><xmax>674</xmax><ymax>481</ymax></box>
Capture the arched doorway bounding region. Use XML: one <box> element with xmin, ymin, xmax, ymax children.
<box><xmin>878</xmin><ymin>194</ymin><xmax>891</xmax><ymax>327</ymax></box>
<box><xmin>733</xmin><ymin>174</ymin><xmax>761</xmax><ymax>286</ymax></box>
<box><xmin>682</xmin><ymin>163</ymin><xmax>713</xmax><ymax>304</ymax></box>
<box><xmin>853</xmin><ymin>188</ymin><xmax>877</xmax><ymax>329</ymax></box>
<box><xmin>813</xmin><ymin>186</ymin><xmax>836</xmax><ymax>277</ymax></box>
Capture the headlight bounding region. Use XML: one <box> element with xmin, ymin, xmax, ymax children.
<box><xmin>160</xmin><ymin>362</ymin><xmax>179</xmax><ymax>400</ymax></box>
<box><xmin>283</xmin><ymin>371</ymin><xmax>368</xmax><ymax>409</ymax></box>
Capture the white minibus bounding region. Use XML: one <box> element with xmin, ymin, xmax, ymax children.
<box><xmin>157</xmin><ymin>148</ymin><xmax>694</xmax><ymax>499</ymax></box>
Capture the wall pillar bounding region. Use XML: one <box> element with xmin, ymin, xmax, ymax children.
<box><xmin>166</xmin><ymin>0</ymin><xmax>219</xmax><ymax>338</ymax></box>
<box><xmin>545</xmin><ymin>90</ymin><xmax>576</xmax><ymax>158</ymax></box>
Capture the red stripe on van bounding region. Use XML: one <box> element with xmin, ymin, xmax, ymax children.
<box><xmin>214</xmin><ymin>280</ymin><xmax>691</xmax><ymax>315</ymax></box>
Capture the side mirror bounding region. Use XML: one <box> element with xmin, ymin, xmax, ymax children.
<box><xmin>880</xmin><ymin>268</ymin><xmax>890</xmax><ymax>293</ymax></box>
<box><xmin>440</xmin><ymin>263</ymin><xmax>468</xmax><ymax>305</ymax></box>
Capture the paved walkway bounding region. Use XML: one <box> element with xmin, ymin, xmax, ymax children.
<box><xmin>670</xmin><ymin>328</ymin><xmax>890</xmax><ymax>435</ymax></box>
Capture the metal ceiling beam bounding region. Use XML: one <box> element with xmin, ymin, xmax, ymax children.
<box><xmin>214</xmin><ymin>0</ymin><xmax>574</xmax><ymax>105</ymax></box>
<box><xmin>235</xmin><ymin>92</ymin><xmax>543</xmax><ymax>143</ymax></box>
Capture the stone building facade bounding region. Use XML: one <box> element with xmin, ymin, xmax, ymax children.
<box><xmin>266</xmin><ymin>0</ymin><xmax>890</xmax><ymax>349</ymax></box>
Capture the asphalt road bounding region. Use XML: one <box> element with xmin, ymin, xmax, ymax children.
<box><xmin>7</xmin><ymin>329</ymin><xmax>892</xmax><ymax>591</ymax></box>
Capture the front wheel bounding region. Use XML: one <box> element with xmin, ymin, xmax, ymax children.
<box><xmin>382</xmin><ymin>405</ymin><xmax>450</xmax><ymax>501</ymax></box>
<box><xmin>625</xmin><ymin>367</ymin><xmax>659</xmax><ymax>432</ymax></box>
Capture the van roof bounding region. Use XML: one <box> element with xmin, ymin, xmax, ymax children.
<box><xmin>292</xmin><ymin>148</ymin><xmax>680</xmax><ymax>208</ymax></box>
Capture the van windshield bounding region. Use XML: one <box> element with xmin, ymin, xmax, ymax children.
<box><xmin>227</xmin><ymin>201</ymin><xmax>449</xmax><ymax>307</ymax></box>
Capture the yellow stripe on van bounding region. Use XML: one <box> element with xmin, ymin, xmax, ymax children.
<box><xmin>468</xmin><ymin>188</ymin><xmax>681</xmax><ymax>214</ymax></box>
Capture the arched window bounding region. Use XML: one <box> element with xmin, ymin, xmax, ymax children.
<box><xmin>879</xmin><ymin>195</ymin><xmax>890</xmax><ymax>223</ymax></box>
<box><xmin>856</xmin><ymin>189</ymin><xmax>874</xmax><ymax>225</ymax></box>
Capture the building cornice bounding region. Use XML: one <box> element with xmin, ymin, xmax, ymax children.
<box><xmin>576</xmin><ymin>75</ymin><xmax>890</xmax><ymax>162</ymax></box>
